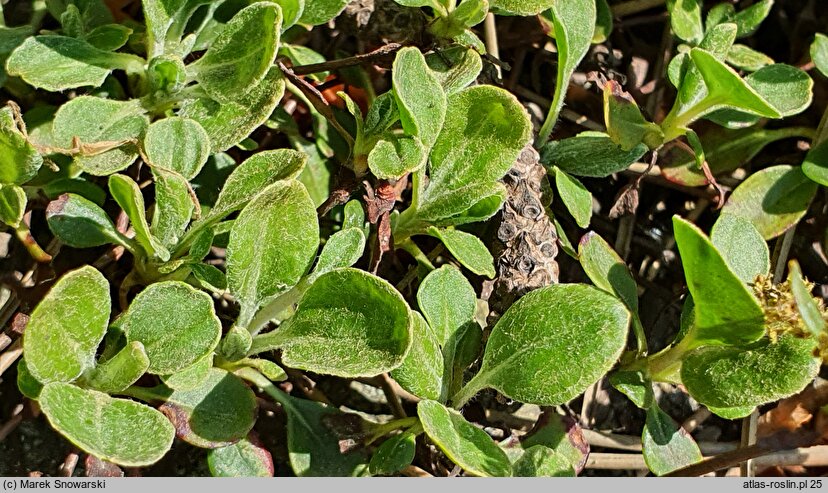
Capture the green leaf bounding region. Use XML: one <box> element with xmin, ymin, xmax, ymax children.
<box><xmin>603</xmin><ymin>81</ymin><xmax>663</xmax><ymax>151</ymax></box>
<box><xmin>369</xmin><ymin>432</ymin><xmax>417</xmax><ymax>476</ymax></box>
<box><xmin>109</xmin><ymin>174</ymin><xmax>169</xmax><ymax>260</ymax></box>
<box><xmin>344</xmin><ymin>200</ymin><xmax>366</xmax><ymax>230</ymax></box>
<box><xmin>192</xmin><ymin>3</ymin><xmax>281</xmax><ymax>103</ymax></box>
<box><xmin>84</xmin><ymin>24</ymin><xmax>132</xmax><ymax>51</ymax></box>
<box><xmin>393</xmin><ymin>47</ymin><xmax>447</xmax><ymax>150</ymax></box>
<box><xmin>121</xmin><ymin>281</ymin><xmax>222</xmax><ymax>375</ymax></box>
<box><xmin>733</xmin><ymin>0</ymin><xmax>773</xmax><ymax>38</ymax></box>
<box><xmin>672</xmin><ymin>216</ymin><xmax>765</xmax><ymax>346</ymax></box>
<box><xmin>391</xmin><ymin>311</ymin><xmax>443</xmax><ymax>401</ymax></box>
<box><xmin>6</xmin><ymin>35</ymin><xmax>142</xmax><ymax>91</ymax></box>
<box><xmin>417</xmin><ymin>265</ymin><xmax>477</xmax><ymax>348</ymax></box>
<box><xmin>519</xmin><ymin>412</ymin><xmax>589</xmax><ymax>473</ymax></box>
<box><xmin>593</xmin><ymin>0</ymin><xmax>613</xmax><ymax>43</ymax></box>
<box><xmin>299</xmin><ymin>0</ymin><xmax>349</xmax><ymax>25</ymax></box>
<box><xmin>726</xmin><ymin>44</ymin><xmax>774</xmax><ymax>72</ymax></box>
<box><xmin>83</xmin><ymin>341</ymin><xmax>149</xmax><ymax>393</ymax></box>
<box><xmin>208</xmin><ymin>436</ymin><xmax>274</xmax><ymax>477</ymax></box>
<box><xmin>554</xmin><ymin>168</ymin><xmax>592</xmax><ymax>229</ymax></box>
<box><xmin>142</xmin><ymin>0</ymin><xmax>213</xmax><ymax>58</ymax></box>
<box><xmin>42</xmin><ymin>178</ymin><xmax>107</xmax><ymax>206</ymax></box>
<box><xmin>23</xmin><ymin>266</ymin><xmax>110</xmax><ymax>384</ymax></box>
<box><xmin>47</xmin><ymin>0</ymin><xmax>113</xmax><ymax>30</ymax></box>
<box><xmin>743</xmin><ymin>64</ymin><xmax>813</xmax><ymax>117</ymax></box>
<box><xmin>425</xmin><ymin>46</ymin><xmax>482</xmax><ymax>95</ymax></box>
<box><xmin>252</xmin><ymin>268</ymin><xmax>411</xmax><ymax>378</ymax></box>
<box><xmin>207</xmin><ymin>149</ymin><xmax>307</xmax><ymax>223</ymax></box>
<box><xmin>681</xmin><ymin>335</ymin><xmax>820</xmax><ymax>409</ymax></box>
<box><xmin>159</xmin><ymin>368</ymin><xmax>257</xmax><ymax>448</ymax></box>
<box><xmin>811</xmin><ymin>33</ymin><xmax>828</xmax><ymax>78</ymax></box>
<box><xmin>489</xmin><ymin>0</ymin><xmax>551</xmax><ymax>16</ymax></box>
<box><xmin>454</xmin><ymin>284</ymin><xmax>629</xmax><ymax>407</ymax></box>
<box><xmin>162</xmin><ymin>354</ymin><xmax>213</xmax><ymax>390</ymax></box>
<box><xmin>17</xmin><ymin>359</ymin><xmax>43</xmax><ymax>400</ymax></box>
<box><xmin>788</xmin><ymin>261</ymin><xmax>826</xmax><ymax>338</ymax></box>
<box><xmin>367</xmin><ymin>134</ymin><xmax>427</xmax><ymax>179</ymax></box>
<box><xmin>52</xmin><ymin>96</ymin><xmax>148</xmax><ymax>176</ymax></box>
<box><xmin>608</xmin><ymin>370</ymin><xmax>653</xmax><ymax>409</ymax></box>
<box><xmin>512</xmin><ymin>445</ymin><xmax>575</xmax><ymax>477</ymax></box>
<box><xmin>537</xmin><ymin>0</ymin><xmax>595</xmax><ymax>144</ymax></box>
<box><xmin>144</xmin><ymin>117</ymin><xmax>210</xmax><ymax>248</ymax></box>
<box><xmin>180</xmin><ymin>67</ymin><xmax>286</xmax><ymax>152</ymax></box>
<box><xmin>705</xmin><ymin>3</ymin><xmax>734</xmax><ymax>30</ymax></box>
<box><xmin>686</xmin><ymin>48</ymin><xmax>781</xmax><ymax>120</ymax></box>
<box><xmin>706</xmin><ymin>405</ymin><xmax>756</xmax><ymax>420</ymax></box>
<box><xmin>46</xmin><ymin>193</ymin><xmax>128</xmax><ymax>248</ymax></box>
<box><xmin>40</xmin><ymin>383</ymin><xmax>174</xmax><ymax>467</ymax></box>
<box><xmin>0</xmin><ymin>109</ymin><xmax>42</xmax><ymax>185</ymax></box>
<box><xmin>191</xmin><ymin>263</ymin><xmax>228</xmax><ymax>293</ymax></box>
<box><xmin>803</xmin><ymin>139</ymin><xmax>828</xmax><ymax>187</ymax></box>
<box><xmin>413</xmin><ymin>85</ymin><xmax>531</xmax><ymax>225</ymax></box>
<box><xmin>578</xmin><ymin>231</ymin><xmax>642</xmax><ymax>332</ymax></box>
<box><xmin>710</xmin><ymin>214</ymin><xmax>770</xmax><ymax>283</ymax></box>
<box><xmin>721</xmin><ymin>165</ymin><xmax>818</xmax><ymax>240</ymax></box>
<box><xmin>666</xmin><ymin>0</ymin><xmax>703</xmax><ymax>44</ymax></box>
<box><xmin>281</xmin><ymin>393</ymin><xmax>369</xmax><ymax>476</ymax></box>
<box><xmin>0</xmin><ymin>184</ymin><xmax>26</xmax><ymax>228</ymax></box>
<box><xmin>310</xmin><ymin>228</ymin><xmax>366</xmax><ymax>282</ymax></box>
<box><xmin>426</xmin><ymin>227</ymin><xmax>495</xmax><ymax>278</ymax></box>
<box><xmin>418</xmin><ymin>400</ymin><xmax>512</xmax><ymax>477</ymax></box>
<box><xmin>226</xmin><ymin>180</ymin><xmax>319</xmax><ymax>328</ymax></box>
<box><xmin>641</xmin><ymin>405</ymin><xmax>703</xmax><ymax>476</ymax></box>
<box><xmin>540</xmin><ymin>131</ymin><xmax>647</xmax><ymax>178</ymax></box>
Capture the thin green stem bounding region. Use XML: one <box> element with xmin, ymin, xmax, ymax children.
<box><xmin>14</xmin><ymin>223</ymin><xmax>51</xmax><ymax>263</ymax></box>
<box><xmin>535</xmin><ymin>71</ymin><xmax>567</xmax><ymax>149</ymax></box>
<box><xmin>248</xmin><ymin>326</ymin><xmax>290</xmax><ymax>357</ymax></box>
<box><xmin>0</xmin><ymin>3</ymin><xmax>6</xmax><ymax>27</ymax></box>
<box><xmin>449</xmin><ymin>373</ymin><xmax>485</xmax><ymax>409</ymax></box>
<box><xmin>397</xmin><ymin>239</ymin><xmax>435</xmax><ymax>271</ymax></box>
<box><xmin>365</xmin><ymin>417</ymin><xmax>419</xmax><ymax>445</ymax></box>
<box><xmin>118</xmin><ymin>385</ymin><xmax>170</xmax><ymax>403</ymax></box>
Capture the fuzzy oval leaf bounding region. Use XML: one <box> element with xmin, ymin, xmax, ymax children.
<box><xmin>226</xmin><ymin>180</ymin><xmax>319</xmax><ymax>327</ymax></box>
<box><xmin>160</xmin><ymin>368</ymin><xmax>257</xmax><ymax>449</ymax></box>
<box><xmin>642</xmin><ymin>405</ymin><xmax>703</xmax><ymax>476</ymax></box>
<box><xmin>121</xmin><ymin>282</ymin><xmax>222</xmax><ymax>375</ymax></box>
<box><xmin>299</xmin><ymin>0</ymin><xmax>348</xmax><ymax>25</ymax></box>
<box><xmin>144</xmin><ymin>117</ymin><xmax>210</xmax><ymax>179</ymax></box>
<box><xmin>17</xmin><ymin>358</ymin><xmax>43</xmax><ymax>400</ymax></box>
<box><xmin>46</xmin><ymin>193</ymin><xmax>124</xmax><ymax>248</ymax></box>
<box><xmin>0</xmin><ymin>184</ymin><xmax>26</xmax><ymax>227</ymax></box>
<box><xmin>52</xmin><ymin>96</ymin><xmax>148</xmax><ymax>176</ymax></box>
<box><xmin>180</xmin><ymin>67</ymin><xmax>286</xmax><ymax>152</ymax></box>
<box><xmin>788</xmin><ymin>261</ymin><xmax>826</xmax><ymax>337</ymax></box>
<box><xmin>162</xmin><ymin>354</ymin><xmax>213</xmax><ymax>391</ymax></box>
<box><xmin>310</xmin><ymin>227</ymin><xmax>366</xmax><ymax>282</ymax></box>
<box><xmin>208</xmin><ymin>149</ymin><xmax>307</xmax><ymax>222</ymax></box>
<box><xmin>208</xmin><ymin>435</ymin><xmax>274</xmax><ymax>477</ymax></box>
<box><xmin>367</xmin><ymin>135</ymin><xmax>427</xmax><ymax>179</ymax></box>
<box><xmin>681</xmin><ymin>336</ymin><xmax>820</xmax><ymax>409</ymax></box>
<box><xmin>425</xmin><ymin>46</ymin><xmax>482</xmax><ymax>95</ymax></box>
<box><xmin>673</xmin><ymin>216</ymin><xmax>765</xmax><ymax>346</ymax></box>
<box><xmin>710</xmin><ymin>214</ymin><xmax>770</xmax><ymax>283</ymax></box>
<box><xmin>257</xmin><ymin>268</ymin><xmax>411</xmax><ymax>378</ymax></box>
<box><xmin>603</xmin><ymin>81</ymin><xmax>663</xmax><ymax>151</ymax></box>
<box><xmin>727</xmin><ymin>44</ymin><xmax>774</xmax><ymax>72</ymax></box>
<box><xmin>6</xmin><ymin>35</ymin><xmax>138</xmax><ymax>91</ymax></box>
<box><xmin>802</xmin><ymin>139</ymin><xmax>828</xmax><ymax>187</ymax></box>
<box><xmin>418</xmin><ymin>400</ymin><xmax>512</xmax><ymax>477</ymax></box>
<box><xmin>554</xmin><ymin>168</ymin><xmax>592</xmax><ymax>228</ymax></box>
<box><xmin>390</xmin><ymin>312</ymin><xmax>443</xmax><ymax>401</ymax></box>
<box><xmin>743</xmin><ymin>64</ymin><xmax>813</xmax><ymax>117</ymax></box>
<box><xmin>734</xmin><ymin>0</ymin><xmax>773</xmax><ymax>38</ymax></box>
<box><xmin>84</xmin><ymin>341</ymin><xmax>150</xmax><ymax>393</ymax></box>
<box><xmin>460</xmin><ymin>284</ymin><xmax>629</xmax><ymax>406</ymax></box>
<box><xmin>392</xmin><ymin>47</ymin><xmax>446</xmax><ymax>149</ymax></box>
<box><xmin>193</xmin><ymin>3</ymin><xmax>281</xmax><ymax>103</ymax></box>
<box><xmin>369</xmin><ymin>432</ymin><xmax>416</xmax><ymax>476</ymax></box>
<box><xmin>417</xmin><ymin>265</ymin><xmax>477</xmax><ymax>347</ymax></box>
<box><xmin>722</xmin><ymin>165</ymin><xmax>818</xmax><ymax>240</ymax></box>
<box><xmin>0</xmin><ymin>112</ymin><xmax>42</xmax><ymax>185</ymax></box>
<box><xmin>578</xmin><ymin>231</ymin><xmax>639</xmax><ymax>314</ymax></box>
<box><xmin>811</xmin><ymin>33</ymin><xmax>828</xmax><ymax>77</ymax></box>
<box><xmin>512</xmin><ymin>446</ymin><xmax>575</xmax><ymax>477</ymax></box>
<box><xmin>426</xmin><ymin>227</ymin><xmax>495</xmax><ymax>278</ymax></box>
<box><xmin>419</xmin><ymin>85</ymin><xmax>531</xmax><ymax>223</ymax></box>
<box><xmin>40</xmin><ymin>383</ymin><xmax>174</xmax><ymax>467</ymax></box>
<box><xmin>282</xmin><ymin>394</ymin><xmax>369</xmax><ymax>476</ymax></box>
<box><xmin>541</xmin><ymin>132</ymin><xmax>648</xmax><ymax>178</ymax></box>
<box><xmin>666</xmin><ymin>0</ymin><xmax>703</xmax><ymax>44</ymax></box>
<box><xmin>24</xmin><ymin>266</ymin><xmax>110</xmax><ymax>384</ymax></box>
<box><xmin>608</xmin><ymin>370</ymin><xmax>652</xmax><ymax>409</ymax></box>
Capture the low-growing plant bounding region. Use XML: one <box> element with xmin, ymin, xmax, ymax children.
<box><xmin>1</xmin><ymin>0</ymin><xmax>827</xmax><ymax>479</ymax></box>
